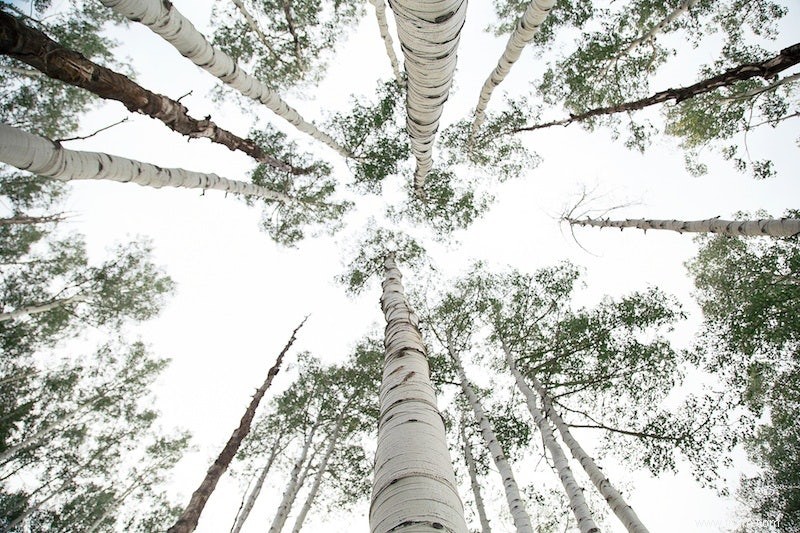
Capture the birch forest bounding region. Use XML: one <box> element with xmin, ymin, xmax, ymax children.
<box><xmin>1</xmin><ymin>0</ymin><xmax>798</xmax><ymax>531</ymax></box>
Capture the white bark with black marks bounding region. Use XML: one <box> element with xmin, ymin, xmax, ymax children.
<box><xmin>98</xmin><ymin>0</ymin><xmax>350</xmax><ymax>157</ymax></box>
<box><xmin>501</xmin><ymin>341</ymin><xmax>599</xmax><ymax>533</ymax></box>
<box><xmin>529</xmin><ymin>375</ymin><xmax>649</xmax><ymax>533</ymax></box>
<box><xmin>566</xmin><ymin>216</ymin><xmax>800</xmax><ymax>238</ymax></box>
<box><xmin>0</xmin><ymin>124</ymin><xmax>290</xmax><ymax>201</ymax></box>
<box><xmin>370</xmin><ymin>253</ymin><xmax>468</xmax><ymax>533</ymax></box>
<box><xmin>470</xmin><ymin>0</ymin><xmax>555</xmax><ymax>139</ymax></box>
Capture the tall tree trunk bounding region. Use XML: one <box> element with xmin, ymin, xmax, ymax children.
<box><xmin>0</xmin><ymin>123</ymin><xmax>291</xmax><ymax>202</ymax></box>
<box><xmin>230</xmin><ymin>430</ymin><xmax>286</xmax><ymax>533</ymax></box>
<box><xmin>268</xmin><ymin>420</ymin><xmax>321</xmax><ymax>533</ymax></box>
<box><xmin>370</xmin><ymin>253</ymin><xmax>468</xmax><ymax>533</ymax></box>
<box><xmin>0</xmin><ymin>12</ymin><xmax>309</xmax><ymax>175</ymax></box>
<box><xmin>97</xmin><ymin>0</ymin><xmax>350</xmax><ymax>158</ymax></box>
<box><xmin>470</xmin><ymin>0</ymin><xmax>555</xmax><ymax>139</ymax></box>
<box><xmin>367</xmin><ymin>0</ymin><xmax>404</xmax><ymax>87</ymax></box>
<box><xmin>528</xmin><ymin>376</ymin><xmax>649</xmax><ymax>533</ymax></box>
<box><xmin>565</xmin><ymin>216</ymin><xmax>800</xmax><ymax>238</ymax></box>
<box><xmin>0</xmin><ymin>293</ymin><xmax>87</xmax><ymax>323</ymax></box>
<box><xmin>515</xmin><ymin>43</ymin><xmax>800</xmax><ymax>132</ymax></box>
<box><xmin>459</xmin><ymin>416</ymin><xmax>492</xmax><ymax>533</ymax></box>
<box><xmin>500</xmin><ymin>340</ymin><xmax>600</xmax><ymax>533</ymax></box>
<box><xmin>167</xmin><ymin>318</ymin><xmax>306</xmax><ymax>533</ymax></box>
<box><xmin>388</xmin><ymin>0</ymin><xmax>467</xmax><ymax>195</ymax></box>
<box><xmin>448</xmin><ymin>340</ymin><xmax>532</xmax><ymax>532</ymax></box>
<box><xmin>290</xmin><ymin>397</ymin><xmax>353</xmax><ymax>533</ymax></box>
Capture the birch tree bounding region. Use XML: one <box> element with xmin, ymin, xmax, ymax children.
<box><xmin>428</xmin><ymin>290</ymin><xmax>533</xmax><ymax>532</ymax></box>
<box><xmin>0</xmin><ymin>340</ymin><xmax>187</xmax><ymax>531</ymax></box>
<box><xmin>565</xmin><ymin>215</ymin><xmax>800</xmax><ymax>238</ymax></box>
<box><xmin>687</xmin><ymin>226</ymin><xmax>799</xmax><ymax>526</ymax></box>
<box><xmin>470</xmin><ymin>0</ymin><xmax>555</xmax><ymax>139</ymax></box>
<box><xmin>98</xmin><ymin>0</ymin><xmax>350</xmax><ymax>157</ymax></box>
<box><xmin>367</xmin><ymin>0</ymin><xmax>404</xmax><ymax>86</ymax></box>
<box><xmin>0</xmin><ymin>11</ymin><xmax>313</xmax><ymax>176</ymax></box>
<box><xmin>388</xmin><ymin>0</ymin><xmax>467</xmax><ymax>194</ymax></box>
<box><xmin>371</xmin><ymin>253</ymin><xmax>468</xmax><ymax>532</ymax></box>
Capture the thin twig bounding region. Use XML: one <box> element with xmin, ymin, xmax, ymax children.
<box><xmin>55</xmin><ymin>117</ymin><xmax>129</xmax><ymax>143</ymax></box>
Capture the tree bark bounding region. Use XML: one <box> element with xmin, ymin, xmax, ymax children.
<box><xmin>367</xmin><ymin>0</ymin><xmax>404</xmax><ymax>87</ymax></box>
<box><xmin>229</xmin><ymin>430</ymin><xmax>285</xmax><ymax>533</ymax></box>
<box><xmin>370</xmin><ymin>253</ymin><xmax>468</xmax><ymax>533</ymax></box>
<box><xmin>501</xmin><ymin>340</ymin><xmax>599</xmax><ymax>533</ymax></box>
<box><xmin>387</xmin><ymin>0</ymin><xmax>467</xmax><ymax>195</ymax></box>
<box><xmin>0</xmin><ymin>12</ymin><xmax>310</xmax><ymax>175</ymax></box>
<box><xmin>167</xmin><ymin>317</ymin><xmax>306</xmax><ymax>533</ymax></box>
<box><xmin>459</xmin><ymin>416</ymin><xmax>492</xmax><ymax>533</ymax></box>
<box><xmin>529</xmin><ymin>376</ymin><xmax>649</xmax><ymax>533</ymax></box>
<box><xmin>565</xmin><ymin>216</ymin><xmax>800</xmax><ymax>238</ymax></box>
<box><xmin>268</xmin><ymin>420</ymin><xmax>321</xmax><ymax>533</ymax></box>
<box><xmin>97</xmin><ymin>0</ymin><xmax>350</xmax><ymax>158</ymax></box>
<box><xmin>0</xmin><ymin>293</ymin><xmax>87</xmax><ymax>323</ymax></box>
<box><xmin>516</xmin><ymin>43</ymin><xmax>800</xmax><ymax>132</ymax></box>
<box><xmin>448</xmin><ymin>341</ymin><xmax>532</xmax><ymax>532</ymax></box>
<box><xmin>470</xmin><ymin>0</ymin><xmax>555</xmax><ymax>139</ymax></box>
<box><xmin>0</xmin><ymin>123</ymin><xmax>291</xmax><ymax>201</ymax></box>
<box><xmin>290</xmin><ymin>398</ymin><xmax>352</xmax><ymax>533</ymax></box>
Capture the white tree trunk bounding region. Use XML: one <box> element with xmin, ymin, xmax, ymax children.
<box><xmin>449</xmin><ymin>343</ymin><xmax>532</xmax><ymax>533</ymax></box>
<box><xmin>566</xmin><ymin>216</ymin><xmax>800</xmax><ymax>238</ymax></box>
<box><xmin>230</xmin><ymin>433</ymin><xmax>284</xmax><ymax>533</ymax></box>
<box><xmin>528</xmin><ymin>375</ymin><xmax>649</xmax><ymax>533</ymax></box>
<box><xmin>0</xmin><ymin>123</ymin><xmax>290</xmax><ymax>201</ymax></box>
<box><xmin>501</xmin><ymin>341</ymin><xmax>600</xmax><ymax>533</ymax></box>
<box><xmin>459</xmin><ymin>417</ymin><xmax>492</xmax><ymax>533</ymax></box>
<box><xmin>470</xmin><ymin>0</ymin><xmax>555</xmax><ymax>139</ymax></box>
<box><xmin>290</xmin><ymin>401</ymin><xmax>351</xmax><ymax>533</ymax></box>
<box><xmin>0</xmin><ymin>293</ymin><xmax>87</xmax><ymax>323</ymax></box>
<box><xmin>0</xmin><ymin>403</ymin><xmax>92</xmax><ymax>465</ymax></box>
<box><xmin>98</xmin><ymin>0</ymin><xmax>349</xmax><ymax>157</ymax></box>
<box><xmin>268</xmin><ymin>421</ymin><xmax>320</xmax><ymax>533</ymax></box>
<box><xmin>367</xmin><ymin>0</ymin><xmax>404</xmax><ymax>87</ymax></box>
<box><xmin>371</xmin><ymin>253</ymin><xmax>468</xmax><ymax>533</ymax></box>
<box><xmin>388</xmin><ymin>0</ymin><xmax>467</xmax><ymax>194</ymax></box>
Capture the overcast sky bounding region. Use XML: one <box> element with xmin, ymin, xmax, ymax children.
<box><xmin>46</xmin><ymin>0</ymin><xmax>800</xmax><ymax>530</ymax></box>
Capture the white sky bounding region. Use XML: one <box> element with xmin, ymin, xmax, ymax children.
<box><xmin>40</xmin><ymin>0</ymin><xmax>800</xmax><ymax>531</ymax></box>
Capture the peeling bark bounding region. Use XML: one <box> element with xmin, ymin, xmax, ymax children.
<box><xmin>566</xmin><ymin>216</ymin><xmax>800</xmax><ymax>238</ymax></box>
<box><xmin>388</xmin><ymin>0</ymin><xmax>467</xmax><ymax>194</ymax></box>
<box><xmin>0</xmin><ymin>123</ymin><xmax>291</xmax><ymax>201</ymax></box>
<box><xmin>167</xmin><ymin>318</ymin><xmax>306</xmax><ymax>533</ymax></box>
<box><xmin>501</xmin><ymin>340</ymin><xmax>599</xmax><ymax>533</ymax></box>
<box><xmin>98</xmin><ymin>0</ymin><xmax>350</xmax><ymax>157</ymax></box>
<box><xmin>517</xmin><ymin>43</ymin><xmax>800</xmax><ymax>132</ymax></box>
<box><xmin>470</xmin><ymin>0</ymin><xmax>555</xmax><ymax>139</ymax></box>
<box><xmin>0</xmin><ymin>12</ymin><xmax>310</xmax><ymax>175</ymax></box>
<box><xmin>370</xmin><ymin>253</ymin><xmax>468</xmax><ymax>533</ymax></box>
